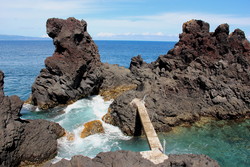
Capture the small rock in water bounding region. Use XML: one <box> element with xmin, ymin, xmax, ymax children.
<box><xmin>80</xmin><ymin>120</ymin><xmax>104</xmax><ymax>138</ymax></box>
<box><xmin>65</xmin><ymin>132</ymin><xmax>75</xmax><ymax>141</ymax></box>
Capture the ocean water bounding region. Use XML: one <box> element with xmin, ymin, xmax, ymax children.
<box><xmin>0</xmin><ymin>40</ymin><xmax>249</xmax><ymax>167</ymax></box>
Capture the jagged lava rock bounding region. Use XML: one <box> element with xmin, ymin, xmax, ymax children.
<box><xmin>31</xmin><ymin>17</ymin><xmax>102</xmax><ymax>110</ymax></box>
<box><xmin>0</xmin><ymin>71</ymin><xmax>24</xmax><ymax>167</ymax></box>
<box><xmin>19</xmin><ymin>120</ymin><xmax>65</xmax><ymax>165</ymax></box>
<box><xmin>0</xmin><ymin>71</ymin><xmax>65</xmax><ymax>166</ymax></box>
<box><xmin>43</xmin><ymin>150</ymin><xmax>219</xmax><ymax>167</ymax></box>
<box><xmin>104</xmin><ymin>20</ymin><xmax>250</xmax><ymax>135</ymax></box>
<box><xmin>98</xmin><ymin>62</ymin><xmax>137</xmax><ymax>101</ymax></box>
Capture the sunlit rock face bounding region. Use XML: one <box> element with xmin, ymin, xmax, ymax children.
<box><xmin>31</xmin><ymin>17</ymin><xmax>102</xmax><ymax>110</ymax></box>
<box><xmin>29</xmin><ymin>18</ymin><xmax>249</xmax><ymax>137</ymax></box>
<box><xmin>80</xmin><ymin>120</ymin><xmax>104</xmax><ymax>138</ymax></box>
<box><xmin>104</xmin><ymin>20</ymin><xmax>250</xmax><ymax>136</ymax></box>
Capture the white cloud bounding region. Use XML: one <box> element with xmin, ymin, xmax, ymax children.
<box><xmin>2</xmin><ymin>1</ymin><xmax>79</xmax><ymax>10</ymax></box>
<box><xmin>0</xmin><ymin>0</ymin><xmax>101</xmax><ymax>19</ymax></box>
<box><xmin>136</xmin><ymin>12</ymin><xmax>250</xmax><ymax>26</ymax></box>
<box><xmin>94</xmin><ymin>32</ymin><xmax>178</xmax><ymax>41</ymax></box>
<box><xmin>1</xmin><ymin>1</ymin><xmax>250</xmax><ymax>41</ymax></box>
<box><xmin>96</xmin><ymin>32</ymin><xmax>166</xmax><ymax>37</ymax></box>
<box><xmin>88</xmin><ymin>12</ymin><xmax>250</xmax><ymax>41</ymax></box>
<box><xmin>141</xmin><ymin>32</ymin><xmax>165</xmax><ymax>36</ymax></box>
<box><xmin>96</xmin><ymin>32</ymin><xmax>116</xmax><ymax>37</ymax></box>
<box><xmin>88</xmin><ymin>12</ymin><xmax>250</xmax><ymax>34</ymax></box>
<box><xmin>0</xmin><ymin>0</ymin><xmax>102</xmax><ymax>36</ymax></box>
<box><xmin>41</xmin><ymin>34</ymin><xmax>49</xmax><ymax>38</ymax></box>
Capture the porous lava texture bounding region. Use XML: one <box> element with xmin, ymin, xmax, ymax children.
<box><xmin>43</xmin><ymin>150</ymin><xmax>219</xmax><ymax>167</ymax></box>
<box><xmin>104</xmin><ymin>20</ymin><xmax>250</xmax><ymax>135</ymax></box>
<box><xmin>0</xmin><ymin>71</ymin><xmax>65</xmax><ymax>167</ymax></box>
<box><xmin>30</xmin><ymin>17</ymin><xmax>102</xmax><ymax>110</ymax></box>
<box><xmin>30</xmin><ymin>18</ymin><xmax>249</xmax><ymax>137</ymax></box>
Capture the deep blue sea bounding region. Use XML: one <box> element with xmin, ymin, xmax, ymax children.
<box><xmin>0</xmin><ymin>40</ymin><xmax>249</xmax><ymax>167</ymax></box>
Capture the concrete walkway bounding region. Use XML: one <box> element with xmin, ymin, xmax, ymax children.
<box><xmin>130</xmin><ymin>98</ymin><xmax>168</xmax><ymax>164</ymax></box>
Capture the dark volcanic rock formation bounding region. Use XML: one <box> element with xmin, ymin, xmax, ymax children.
<box><xmin>104</xmin><ymin>20</ymin><xmax>250</xmax><ymax>135</ymax></box>
<box><xmin>0</xmin><ymin>71</ymin><xmax>23</xmax><ymax>167</ymax></box>
<box><xmin>99</xmin><ymin>63</ymin><xmax>137</xmax><ymax>101</ymax></box>
<box><xmin>0</xmin><ymin>71</ymin><xmax>65</xmax><ymax>167</ymax></box>
<box><xmin>31</xmin><ymin>17</ymin><xmax>102</xmax><ymax>110</ymax></box>
<box><xmin>44</xmin><ymin>150</ymin><xmax>219</xmax><ymax>167</ymax></box>
<box><xmin>30</xmin><ymin>18</ymin><xmax>249</xmax><ymax>137</ymax></box>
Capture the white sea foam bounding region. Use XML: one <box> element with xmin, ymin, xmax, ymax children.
<box><xmin>22</xmin><ymin>103</ymin><xmax>41</xmax><ymax>112</ymax></box>
<box><xmin>102</xmin><ymin>121</ymin><xmax>131</xmax><ymax>140</ymax></box>
<box><xmin>64</xmin><ymin>99</ymin><xmax>89</xmax><ymax>113</ymax></box>
<box><xmin>22</xmin><ymin>103</ymin><xmax>33</xmax><ymax>110</ymax></box>
<box><xmin>52</xmin><ymin>95</ymin><xmax>131</xmax><ymax>163</ymax></box>
<box><xmin>92</xmin><ymin>96</ymin><xmax>113</xmax><ymax>118</ymax></box>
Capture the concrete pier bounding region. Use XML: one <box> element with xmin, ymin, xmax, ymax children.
<box><xmin>130</xmin><ymin>98</ymin><xmax>168</xmax><ymax>164</ymax></box>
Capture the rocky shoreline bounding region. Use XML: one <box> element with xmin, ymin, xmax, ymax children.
<box><xmin>0</xmin><ymin>69</ymin><xmax>220</xmax><ymax>167</ymax></box>
<box><xmin>0</xmin><ymin>71</ymin><xmax>65</xmax><ymax>167</ymax></box>
<box><xmin>1</xmin><ymin>17</ymin><xmax>249</xmax><ymax>166</ymax></box>
<box><xmin>43</xmin><ymin>151</ymin><xmax>219</xmax><ymax>167</ymax></box>
<box><xmin>30</xmin><ymin>18</ymin><xmax>250</xmax><ymax>137</ymax></box>
<box><xmin>103</xmin><ymin>19</ymin><xmax>250</xmax><ymax>135</ymax></box>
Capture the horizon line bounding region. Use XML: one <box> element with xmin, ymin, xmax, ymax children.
<box><xmin>0</xmin><ymin>34</ymin><xmax>178</xmax><ymax>42</ymax></box>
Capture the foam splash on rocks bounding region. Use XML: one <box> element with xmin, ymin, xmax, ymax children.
<box><xmin>22</xmin><ymin>103</ymin><xmax>41</xmax><ymax>112</ymax></box>
<box><xmin>51</xmin><ymin>95</ymin><xmax>131</xmax><ymax>163</ymax></box>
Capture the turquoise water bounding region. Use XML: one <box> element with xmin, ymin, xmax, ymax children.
<box><xmin>22</xmin><ymin>98</ymin><xmax>250</xmax><ymax>167</ymax></box>
<box><xmin>119</xmin><ymin>118</ymin><xmax>250</xmax><ymax>167</ymax></box>
<box><xmin>161</xmin><ymin>119</ymin><xmax>250</xmax><ymax>167</ymax></box>
<box><xmin>0</xmin><ymin>40</ymin><xmax>249</xmax><ymax>167</ymax></box>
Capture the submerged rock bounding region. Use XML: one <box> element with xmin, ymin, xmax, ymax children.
<box><xmin>31</xmin><ymin>17</ymin><xmax>102</xmax><ymax>110</ymax></box>
<box><xmin>43</xmin><ymin>150</ymin><xmax>220</xmax><ymax>167</ymax></box>
<box><xmin>104</xmin><ymin>19</ymin><xmax>250</xmax><ymax>135</ymax></box>
<box><xmin>65</xmin><ymin>131</ymin><xmax>75</xmax><ymax>141</ymax></box>
<box><xmin>80</xmin><ymin>120</ymin><xmax>104</xmax><ymax>138</ymax></box>
<box><xmin>0</xmin><ymin>71</ymin><xmax>65</xmax><ymax>167</ymax></box>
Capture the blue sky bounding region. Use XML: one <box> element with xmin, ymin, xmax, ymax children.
<box><xmin>0</xmin><ymin>0</ymin><xmax>250</xmax><ymax>41</ymax></box>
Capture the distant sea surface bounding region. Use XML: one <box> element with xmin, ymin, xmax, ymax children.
<box><xmin>0</xmin><ymin>40</ymin><xmax>249</xmax><ymax>167</ymax></box>
<box><xmin>0</xmin><ymin>40</ymin><xmax>173</xmax><ymax>100</ymax></box>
